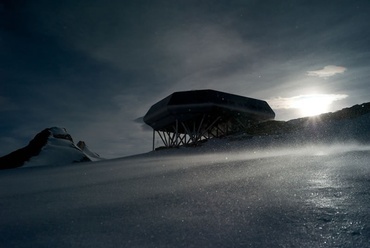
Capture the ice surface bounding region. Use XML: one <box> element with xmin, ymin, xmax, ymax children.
<box><xmin>1</xmin><ymin>144</ymin><xmax>370</xmax><ymax>247</ymax></box>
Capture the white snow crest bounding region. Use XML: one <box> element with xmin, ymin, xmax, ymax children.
<box><xmin>25</xmin><ymin>127</ymin><xmax>89</xmax><ymax>167</ymax></box>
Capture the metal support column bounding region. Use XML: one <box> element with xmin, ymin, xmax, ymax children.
<box><xmin>152</xmin><ymin>129</ymin><xmax>155</xmax><ymax>151</ymax></box>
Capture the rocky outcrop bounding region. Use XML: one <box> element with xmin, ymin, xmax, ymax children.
<box><xmin>77</xmin><ymin>141</ymin><xmax>102</xmax><ymax>161</ymax></box>
<box><xmin>76</xmin><ymin>141</ymin><xmax>86</xmax><ymax>150</ymax></box>
<box><xmin>0</xmin><ymin>127</ymin><xmax>93</xmax><ymax>169</ymax></box>
<box><xmin>0</xmin><ymin>129</ymin><xmax>51</xmax><ymax>169</ymax></box>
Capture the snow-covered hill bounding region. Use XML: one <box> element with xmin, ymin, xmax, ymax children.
<box><xmin>0</xmin><ymin>127</ymin><xmax>102</xmax><ymax>169</ymax></box>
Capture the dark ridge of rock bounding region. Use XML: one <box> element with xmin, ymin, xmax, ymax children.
<box><xmin>76</xmin><ymin>141</ymin><xmax>86</xmax><ymax>150</ymax></box>
<box><xmin>247</xmin><ymin>102</ymin><xmax>370</xmax><ymax>136</ymax></box>
<box><xmin>0</xmin><ymin>128</ymin><xmax>51</xmax><ymax>170</ymax></box>
<box><xmin>76</xmin><ymin>140</ymin><xmax>102</xmax><ymax>161</ymax></box>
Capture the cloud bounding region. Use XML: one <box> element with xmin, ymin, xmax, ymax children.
<box><xmin>160</xmin><ymin>25</ymin><xmax>253</xmax><ymax>71</ymax></box>
<box><xmin>307</xmin><ymin>65</ymin><xmax>347</xmax><ymax>78</ymax></box>
<box><xmin>268</xmin><ymin>94</ymin><xmax>348</xmax><ymax>110</ymax></box>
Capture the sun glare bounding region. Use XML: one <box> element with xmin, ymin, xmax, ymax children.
<box><xmin>268</xmin><ymin>93</ymin><xmax>348</xmax><ymax>119</ymax></box>
<box><xmin>292</xmin><ymin>94</ymin><xmax>334</xmax><ymax>117</ymax></box>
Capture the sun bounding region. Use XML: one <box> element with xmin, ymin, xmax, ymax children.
<box><xmin>292</xmin><ymin>94</ymin><xmax>333</xmax><ymax>117</ymax></box>
<box><xmin>268</xmin><ymin>93</ymin><xmax>348</xmax><ymax>119</ymax></box>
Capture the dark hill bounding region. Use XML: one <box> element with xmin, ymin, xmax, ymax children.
<box><xmin>0</xmin><ymin>129</ymin><xmax>50</xmax><ymax>169</ymax></box>
<box><xmin>0</xmin><ymin>127</ymin><xmax>91</xmax><ymax>170</ymax></box>
<box><xmin>246</xmin><ymin>102</ymin><xmax>370</xmax><ymax>136</ymax></box>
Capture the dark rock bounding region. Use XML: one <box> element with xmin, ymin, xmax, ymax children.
<box><xmin>0</xmin><ymin>127</ymin><xmax>94</xmax><ymax>169</ymax></box>
<box><xmin>76</xmin><ymin>141</ymin><xmax>86</xmax><ymax>150</ymax></box>
<box><xmin>0</xmin><ymin>128</ymin><xmax>51</xmax><ymax>169</ymax></box>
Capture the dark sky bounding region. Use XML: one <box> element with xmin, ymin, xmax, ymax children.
<box><xmin>1</xmin><ymin>0</ymin><xmax>370</xmax><ymax>158</ymax></box>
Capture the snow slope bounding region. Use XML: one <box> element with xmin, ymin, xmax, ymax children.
<box><xmin>1</xmin><ymin>144</ymin><xmax>370</xmax><ymax>247</ymax></box>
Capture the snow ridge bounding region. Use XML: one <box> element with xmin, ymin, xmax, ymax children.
<box><xmin>0</xmin><ymin>127</ymin><xmax>102</xmax><ymax>169</ymax></box>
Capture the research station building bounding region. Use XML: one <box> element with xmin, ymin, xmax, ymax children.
<box><xmin>143</xmin><ymin>89</ymin><xmax>275</xmax><ymax>150</ymax></box>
